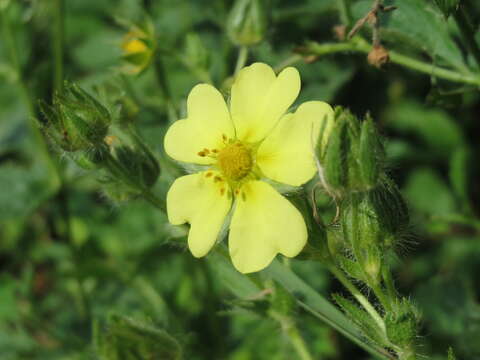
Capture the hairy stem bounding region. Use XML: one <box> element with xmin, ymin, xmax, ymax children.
<box><xmin>153</xmin><ymin>55</ymin><xmax>177</xmax><ymax>121</ymax></box>
<box><xmin>302</xmin><ymin>38</ymin><xmax>480</xmax><ymax>86</ymax></box>
<box><xmin>329</xmin><ymin>266</ymin><xmax>386</xmax><ymax>334</ymax></box>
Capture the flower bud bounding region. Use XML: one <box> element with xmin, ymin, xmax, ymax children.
<box><xmin>321</xmin><ymin>108</ymin><xmax>385</xmax><ymax>196</ymax></box>
<box><xmin>120</xmin><ymin>19</ymin><xmax>156</xmax><ymax>75</ymax></box>
<box><xmin>340</xmin><ymin>178</ymin><xmax>409</xmax><ymax>283</ymax></box>
<box><xmin>367</xmin><ymin>45</ymin><xmax>389</xmax><ymax>68</ymax></box>
<box><xmin>227</xmin><ymin>0</ymin><xmax>267</xmax><ymax>46</ymax></box>
<box><xmin>39</xmin><ymin>83</ymin><xmax>111</xmax><ymax>152</ymax></box>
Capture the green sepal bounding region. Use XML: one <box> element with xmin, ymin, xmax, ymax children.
<box><xmin>384</xmin><ymin>298</ymin><xmax>419</xmax><ymax>347</ymax></box>
<box><xmin>322</xmin><ymin>108</ymin><xmax>349</xmax><ymax>195</ymax></box>
<box><xmin>338</xmin><ymin>256</ymin><xmax>365</xmax><ymax>281</ymax></box>
<box><xmin>359</xmin><ymin>115</ymin><xmax>384</xmax><ymax>190</ymax></box>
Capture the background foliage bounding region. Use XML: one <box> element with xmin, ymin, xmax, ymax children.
<box><xmin>1</xmin><ymin>0</ymin><xmax>480</xmax><ymax>359</ymax></box>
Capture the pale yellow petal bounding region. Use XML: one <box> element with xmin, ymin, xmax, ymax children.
<box><xmin>256</xmin><ymin>101</ymin><xmax>334</xmax><ymax>186</ymax></box>
<box><xmin>164</xmin><ymin>84</ymin><xmax>234</xmax><ymax>164</ymax></box>
<box><xmin>228</xmin><ymin>181</ymin><xmax>307</xmax><ymax>273</ymax></box>
<box><xmin>231</xmin><ymin>63</ymin><xmax>300</xmax><ymax>143</ymax></box>
<box><xmin>167</xmin><ymin>172</ymin><xmax>232</xmax><ymax>257</ymax></box>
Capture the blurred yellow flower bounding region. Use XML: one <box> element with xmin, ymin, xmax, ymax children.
<box><xmin>120</xmin><ymin>28</ymin><xmax>154</xmax><ymax>75</ymax></box>
<box><xmin>164</xmin><ymin>63</ymin><xmax>334</xmax><ymax>273</ymax></box>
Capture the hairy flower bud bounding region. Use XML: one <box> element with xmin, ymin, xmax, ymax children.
<box><xmin>322</xmin><ymin>109</ymin><xmax>384</xmax><ymax>196</ymax></box>
<box><xmin>340</xmin><ymin>177</ymin><xmax>409</xmax><ymax>283</ymax></box>
<box><xmin>39</xmin><ymin>83</ymin><xmax>111</xmax><ymax>152</ymax></box>
<box><xmin>227</xmin><ymin>0</ymin><xmax>267</xmax><ymax>46</ymax></box>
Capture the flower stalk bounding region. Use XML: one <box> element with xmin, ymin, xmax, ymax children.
<box><xmin>299</xmin><ymin>37</ymin><xmax>480</xmax><ymax>86</ymax></box>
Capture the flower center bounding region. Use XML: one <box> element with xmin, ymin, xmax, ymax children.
<box><xmin>217</xmin><ymin>142</ymin><xmax>252</xmax><ymax>181</ymax></box>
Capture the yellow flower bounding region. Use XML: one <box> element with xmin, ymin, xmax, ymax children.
<box><xmin>120</xmin><ymin>29</ymin><xmax>154</xmax><ymax>75</ymax></box>
<box><xmin>164</xmin><ymin>63</ymin><xmax>334</xmax><ymax>273</ymax></box>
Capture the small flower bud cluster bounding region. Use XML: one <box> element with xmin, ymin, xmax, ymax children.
<box><xmin>313</xmin><ymin>108</ymin><xmax>418</xmax><ymax>352</ymax></box>
<box><xmin>39</xmin><ymin>83</ymin><xmax>160</xmax><ymax>202</ymax></box>
<box><xmin>39</xmin><ymin>83</ymin><xmax>111</xmax><ymax>153</ymax></box>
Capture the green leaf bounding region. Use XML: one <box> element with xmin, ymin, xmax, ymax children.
<box><xmin>385</xmin><ymin>101</ymin><xmax>464</xmax><ymax>158</ymax></box>
<box><xmin>0</xmin><ymin>164</ymin><xmax>57</xmax><ymax>221</ymax></box>
<box><xmin>404</xmin><ymin>168</ymin><xmax>456</xmax><ymax>216</ymax></box>
<box><xmin>352</xmin><ymin>0</ymin><xmax>467</xmax><ymax>70</ymax></box>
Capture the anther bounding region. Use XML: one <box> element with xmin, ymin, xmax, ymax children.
<box><xmin>198</xmin><ymin>151</ymin><xmax>206</xmax><ymax>157</ymax></box>
<box><xmin>205</xmin><ymin>172</ymin><xmax>213</xmax><ymax>178</ymax></box>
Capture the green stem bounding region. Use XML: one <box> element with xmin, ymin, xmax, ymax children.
<box><xmin>274</xmin><ymin>54</ymin><xmax>303</xmax><ymax>73</ymax></box>
<box><xmin>382</xmin><ymin>267</ymin><xmax>397</xmax><ymax>302</ymax></box>
<box><xmin>329</xmin><ymin>266</ymin><xmax>386</xmax><ymax>334</ymax></box>
<box><xmin>337</xmin><ymin>0</ymin><xmax>352</xmax><ymax>27</ymax></box>
<box><xmin>52</xmin><ymin>0</ymin><xmax>64</xmax><ymax>92</ymax></box>
<box><xmin>287</xmin><ymin>324</ymin><xmax>314</xmax><ymax>360</ymax></box>
<box><xmin>103</xmin><ymin>150</ymin><xmax>167</xmax><ymax>212</ymax></box>
<box><xmin>453</xmin><ymin>5</ymin><xmax>480</xmax><ymax>68</ymax></box>
<box><xmin>234</xmin><ymin>45</ymin><xmax>249</xmax><ymax>75</ymax></box>
<box><xmin>369</xmin><ymin>282</ymin><xmax>392</xmax><ymax>313</ymax></box>
<box><xmin>153</xmin><ymin>55</ymin><xmax>177</xmax><ymax>121</ymax></box>
<box><xmin>303</xmin><ymin>38</ymin><xmax>480</xmax><ymax>86</ymax></box>
<box><xmin>270</xmin><ymin>312</ymin><xmax>314</xmax><ymax>360</ymax></box>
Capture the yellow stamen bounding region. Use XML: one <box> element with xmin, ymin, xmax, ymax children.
<box><xmin>217</xmin><ymin>142</ymin><xmax>252</xmax><ymax>181</ymax></box>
